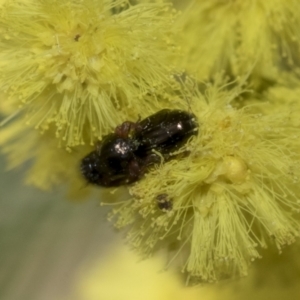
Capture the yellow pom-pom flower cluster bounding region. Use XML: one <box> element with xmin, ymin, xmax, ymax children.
<box><xmin>0</xmin><ymin>118</ymin><xmax>91</xmax><ymax>200</ymax></box>
<box><xmin>108</xmin><ymin>83</ymin><xmax>300</xmax><ymax>282</ymax></box>
<box><xmin>0</xmin><ymin>0</ymin><xmax>178</xmax><ymax>147</ymax></box>
<box><xmin>1</xmin><ymin>0</ymin><xmax>300</xmax><ymax>286</ymax></box>
<box><xmin>179</xmin><ymin>0</ymin><xmax>300</xmax><ymax>87</ymax></box>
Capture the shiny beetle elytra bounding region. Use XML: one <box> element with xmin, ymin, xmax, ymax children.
<box><xmin>80</xmin><ymin>109</ymin><xmax>198</xmax><ymax>187</ymax></box>
<box><xmin>134</xmin><ymin>109</ymin><xmax>198</xmax><ymax>155</ymax></box>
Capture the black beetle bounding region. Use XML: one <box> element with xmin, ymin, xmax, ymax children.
<box><xmin>80</xmin><ymin>109</ymin><xmax>198</xmax><ymax>187</ymax></box>
<box><xmin>156</xmin><ymin>193</ymin><xmax>173</xmax><ymax>211</ymax></box>
<box><xmin>80</xmin><ymin>134</ymin><xmax>142</xmax><ymax>187</ymax></box>
<box><xmin>134</xmin><ymin>109</ymin><xmax>197</xmax><ymax>155</ymax></box>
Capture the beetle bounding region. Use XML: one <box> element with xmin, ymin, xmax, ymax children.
<box><xmin>80</xmin><ymin>109</ymin><xmax>198</xmax><ymax>187</ymax></box>
<box><xmin>80</xmin><ymin>134</ymin><xmax>142</xmax><ymax>187</ymax></box>
<box><xmin>156</xmin><ymin>193</ymin><xmax>173</xmax><ymax>211</ymax></box>
<box><xmin>134</xmin><ymin>109</ymin><xmax>197</xmax><ymax>155</ymax></box>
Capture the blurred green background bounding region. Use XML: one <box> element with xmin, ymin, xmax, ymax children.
<box><xmin>0</xmin><ymin>152</ymin><xmax>118</xmax><ymax>300</ymax></box>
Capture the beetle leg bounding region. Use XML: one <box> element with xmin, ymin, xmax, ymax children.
<box><xmin>144</xmin><ymin>152</ymin><xmax>162</xmax><ymax>166</ymax></box>
<box><xmin>127</xmin><ymin>158</ymin><xmax>143</xmax><ymax>181</ymax></box>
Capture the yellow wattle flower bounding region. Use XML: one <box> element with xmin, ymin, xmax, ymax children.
<box><xmin>108</xmin><ymin>82</ymin><xmax>300</xmax><ymax>283</ymax></box>
<box><xmin>1</xmin><ymin>0</ymin><xmax>300</xmax><ymax>289</ymax></box>
<box><xmin>71</xmin><ymin>242</ymin><xmax>300</xmax><ymax>300</ymax></box>
<box><xmin>0</xmin><ymin>118</ymin><xmax>90</xmax><ymax>198</ymax></box>
<box><xmin>0</xmin><ymin>0</ymin><xmax>179</xmax><ymax>147</ymax></box>
<box><xmin>179</xmin><ymin>0</ymin><xmax>300</xmax><ymax>87</ymax></box>
<box><xmin>72</xmin><ymin>244</ymin><xmax>210</xmax><ymax>300</ymax></box>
